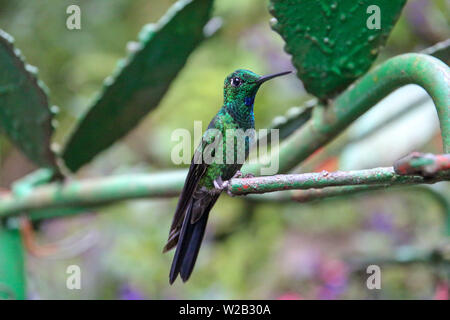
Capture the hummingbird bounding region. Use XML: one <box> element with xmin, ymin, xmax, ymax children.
<box><xmin>163</xmin><ymin>69</ymin><xmax>291</xmax><ymax>284</ymax></box>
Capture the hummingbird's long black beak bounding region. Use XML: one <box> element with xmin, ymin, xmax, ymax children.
<box><xmin>255</xmin><ymin>71</ymin><xmax>292</xmax><ymax>85</ymax></box>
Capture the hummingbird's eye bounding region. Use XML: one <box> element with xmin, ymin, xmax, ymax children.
<box><xmin>231</xmin><ymin>77</ymin><xmax>242</xmax><ymax>87</ymax></box>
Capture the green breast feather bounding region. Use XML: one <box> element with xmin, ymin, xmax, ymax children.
<box><xmin>199</xmin><ymin>111</ymin><xmax>252</xmax><ymax>189</ymax></box>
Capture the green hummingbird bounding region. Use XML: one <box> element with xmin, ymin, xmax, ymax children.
<box><xmin>164</xmin><ymin>69</ymin><xmax>291</xmax><ymax>284</ymax></box>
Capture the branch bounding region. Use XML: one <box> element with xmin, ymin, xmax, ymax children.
<box><xmin>0</xmin><ymin>154</ymin><xmax>448</xmax><ymax>220</ymax></box>
<box><xmin>228</xmin><ymin>167</ymin><xmax>449</xmax><ymax>195</ymax></box>
<box><xmin>0</xmin><ymin>171</ymin><xmax>186</xmax><ymax>219</ymax></box>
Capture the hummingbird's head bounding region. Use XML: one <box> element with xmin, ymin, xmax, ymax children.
<box><xmin>223</xmin><ymin>69</ymin><xmax>291</xmax><ymax>107</ymax></box>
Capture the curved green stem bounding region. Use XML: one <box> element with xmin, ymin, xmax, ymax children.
<box><xmin>244</xmin><ymin>53</ymin><xmax>450</xmax><ymax>175</ymax></box>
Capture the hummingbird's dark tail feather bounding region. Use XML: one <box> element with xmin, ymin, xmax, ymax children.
<box><xmin>168</xmin><ymin>200</ymin><xmax>195</xmax><ymax>284</ymax></box>
<box><xmin>169</xmin><ymin>196</ymin><xmax>218</xmax><ymax>284</ymax></box>
<box><xmin>179</xmin><ymin>209</ymin><xmax>210</xmax><ymax>282</ymax></box>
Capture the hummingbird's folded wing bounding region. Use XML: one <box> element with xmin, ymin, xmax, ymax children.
<box><xmin>164</xmin><ymin>147</ymin><xmax>217</xmax><ymax>250</ymax></box>
<box><xmin>164</xmin><ymin>116</ymin><xmax>223</xmax><ymax>252</ymax></box>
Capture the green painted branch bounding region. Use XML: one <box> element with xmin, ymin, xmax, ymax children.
<box><xmin>0</xmin><ymin>171</ymin><xmax>186</xmax><ymax>219</ymax></box>
<box><xmin>0</xmin><ymin>166</ymin><xmax>448</xmax><ymax>220</ymax></box>
<box><xmin>229</xmin><ymin>167</ymin><xmax>450</xmax><ymax>195</ymax></box>
<box><xmin>243</xmin><ymin>53</ymin><xmax>450</xmax><ymax>175</ymax></box>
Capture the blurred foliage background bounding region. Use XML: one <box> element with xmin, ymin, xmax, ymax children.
<box><xmin>0</xmin><ymin>0</ymin><xmax>449</xmax><ymax>299</ymax></box>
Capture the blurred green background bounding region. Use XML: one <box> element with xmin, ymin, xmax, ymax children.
<box><xmin>0</xmin><ymin>0</ymin><xmax>449</xmax><ymax>299</ymax></box>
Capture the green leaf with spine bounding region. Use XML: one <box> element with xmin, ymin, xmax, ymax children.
<box><xmin>0</xmin><ymin>30</ymin><xmax>57</xmax><ymax>169</ymax></box>
<box><xmin>269</xmin><ymin>0</ymin><xmax>407</xmax><ymax>100</ymax></box>
<box><xmin>62</xmin><ymin>0</ymin><xmax>215</xmax><ymax>172</ymax></box>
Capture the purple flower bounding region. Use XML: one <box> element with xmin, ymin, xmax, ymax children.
<box><xmin>368</xmin><ymin>212</ymin><xmax>394</xmax><ymax>233</ymax></box>
<box><xmin>119</xmin><ymin>283</ymin><xmax>147</xmax><ymax>300</ymax></box>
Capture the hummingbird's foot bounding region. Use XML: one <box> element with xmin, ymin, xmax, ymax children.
<box><xmin>213</xmin><ymin>177</ymin><xmax>235</xmax><ymax>197</ymax></box>
<box><xmin>232</xmin><ymin>170</ymin><xmax>254</xmax><ymax>179</ymax></box>
<box><xmin>213</xmin><ymin>177</ymin><xmax>229</xmax><ymax>191</ymax></box>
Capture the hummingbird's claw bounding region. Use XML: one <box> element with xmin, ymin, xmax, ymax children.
<box><xmin>231</xmin><ymin>171</ymin><xmax>254</xmax><ymax>179</ymax></box>
<box><xmin>213</xmin><ymin>177</ymin><xmax>229</xmax><ymax>195</ymax></box>
<box><xmin>213</xmin><ymin>179</ymin><xmax>221</xmax><ymax>190</ymax></box>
